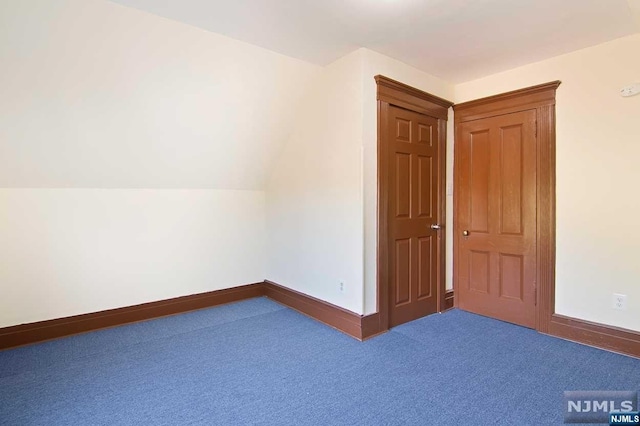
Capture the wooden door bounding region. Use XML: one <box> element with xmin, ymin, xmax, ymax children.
<box><xmin>388</xmin><ymin>105</ymin><xmax>442</xmax><ymax>327</ymax></box>
<box><xmin>455</xmin><ymin>110</ymin><xmax>537</xmax><ymax>328</ymax></box>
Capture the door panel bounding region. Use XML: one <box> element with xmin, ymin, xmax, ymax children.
<box><xmin>469</xmin><ymin>130</ymin><xmax>490</xmax><ymax>233</ymax></box>
<box><xmin>417</xmin><ymin>156</ymin><xmax>433</xmax><ymax>217</ymax></box>
<box><xmin>456</xmin><ymin>110</ymin><xmax>537</xmax><ymax>328</ymax></box>
<box><xmin>388</xmin><ymin>106</ymin><xmax>441</xmax><ymax>327</ymax></box>
<box><xmin>395</xmin><ymin>238</ymin><xmax>411</xmax><ymax>305</ymax></box>
<box><xmin>395</xmin><ymin>153</ymin><xmax>411</xmax><ymax>217</ymax></box>
<box><xmin>418</xmin><ymin>236</ymin><xmax>433</xmax><ymax>300</ymax></box>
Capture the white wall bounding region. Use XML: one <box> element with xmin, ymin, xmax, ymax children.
<box><xmin>0</xmin><ymin>0</ymin><xmax>319</xmax><ymax>327</ymax></box>
<box><xmin>0</xmin><ymin>189</ymin><xmax>265</xmax><ymax>327</ymax></box>
<box><xmin>265</xmin><ymin>50</ymin><xmax>365</xmax><ymax>314</ymax></box>
<box><xmin>360</xmin><ymin>49</ymin><xmax>455</xmax><ymax>314</ymax></box>
<box><xmin>454</xmin><ymin>34</ymin><xmax>640</xmax><ymax>332</ymax></box>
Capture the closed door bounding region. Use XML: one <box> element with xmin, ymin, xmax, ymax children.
<box><xmin>388</xmin><ymin>105</ymin><xmax>442</xmax><ymax>327</ymax></box>
<box><xmin>455</xmin><ymin>110</ymin><xmax>537</xmax><ymax>328</ymax></box>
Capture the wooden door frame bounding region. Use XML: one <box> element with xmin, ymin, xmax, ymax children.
<box><xmin>452</xmin><ymin>81</ymin><xmax>561</xmax><ymax>333</ymax></box>
<box><xmin>375</xmin><ymin>75</ymin><xmax>454</xmax><ymax>332</ymax></box>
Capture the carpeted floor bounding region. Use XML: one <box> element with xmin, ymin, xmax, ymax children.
<box><xmin>1</xmin><ymin>297</ymin><xmax>638</xmax><ymax>425</ymax></box>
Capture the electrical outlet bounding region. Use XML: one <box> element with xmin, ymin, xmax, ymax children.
<box><xmin>620</xmin><ymin>83</ymin><xmax>640</xmax><ymax>97</ymax></box>
<box><xmin>339</xmin><ymin>281</ymin><xmax>345</xmax><ymax>293</ymax></box>
<box><xmin>612</xmin><ymin>293</ymin><xmax>627</xmax><ymax>311</ymax></box>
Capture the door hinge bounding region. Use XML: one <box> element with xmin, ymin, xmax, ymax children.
<box><xmin>534</xmin><ymin>281</ymin><xmax>537</xmax><ymax>306</ymax></box>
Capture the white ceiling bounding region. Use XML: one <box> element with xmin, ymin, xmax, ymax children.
<box><xmin>109</xmin><ymin>0</ymin><xmax>640</xmax><ymax>82</ymax></box>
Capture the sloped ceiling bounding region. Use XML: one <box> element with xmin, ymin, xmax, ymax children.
<box><xmin>2</xmin><ymin>0</ymin><xmax>638</xmax><ymax>189</ymax></box>
<box><xmin>109</xmin><ymin>0</ymin><xmax>639</xmax><ymax>83</ymax></box>
<box><xmin>0</xmin><ymin>0</ymin><xmax>318</xmax><ymax>189</ymax></box>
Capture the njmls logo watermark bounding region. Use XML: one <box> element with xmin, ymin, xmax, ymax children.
<box><xmin>564</xmin><ymin>391</ymin><xmax>639</xmax><ymax>424</ymax></box>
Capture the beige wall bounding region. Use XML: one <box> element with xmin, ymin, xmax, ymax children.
<box><xmin>266</xmin><ymin>50</ymin><xmax>366</xmax><ymax>313</ymax></box>
<box><xmin>0</xmin><ymin>189</ymin><xmax>266</xmax><ymax>327</ymax></box>
<box><xmin>265</xmin><ymin>48</ymin><xmax>455</xmax><ymax>315</ymax></box>
<box><xmin>454</xmin><ymin>34</ymin><xmax>640</xmax><ymax>331</ymax></box>
<box><xmin>2</xmin><ymin>0</ymin><xmax>638</xmax><ymax>332</ymax></box>
<box><xmin>0</xmin><ymin>0</ymin><xmax>316</xmax><ymax>326</ymax></box>
<box><xmin>360</xmin><ymin>49</ymin><xmax>455</xmax><ymax>314</ymax></box>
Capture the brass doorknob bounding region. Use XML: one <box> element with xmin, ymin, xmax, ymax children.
<box><xmin>462</xmin><ymin>230</ymin><xmax>470</xmax><ymax>236</ymax></box>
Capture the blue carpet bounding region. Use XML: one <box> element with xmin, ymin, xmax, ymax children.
<box><xmin>1</xmin><ymin>297</ymin><xmax>638</xmax><ymax>425</ymax></box>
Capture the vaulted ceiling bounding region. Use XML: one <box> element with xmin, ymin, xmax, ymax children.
<box><xmin>109</xmin><ymin>0</ymin><xmax>640</xmax><ymax>83</ymax></box>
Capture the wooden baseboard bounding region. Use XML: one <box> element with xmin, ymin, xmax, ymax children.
<box><xmin>264</xmin><ymin>281</ymin><xmax>382</xmax><ymax>340</ymax></box>
<box><xmin>444</xmin><ymin>290</ymin><xmax>454</xmax><ymax>311</ymax></box>
<box><xmin>0</xmin><ymin>281</ymin><xmax>384</xmax><ymax>350</ymax></box>
<box><xmin>360</xmin><ymin>313</ymin><xmax>385</xmax><ymax>340</ymax></box>
<box><xmin>548</xmin><ymin>314</ymin><xmax>640</xmax><ymax>359</ymax></box>
<box><xmin>7</xmin><ymin>281</ymin><xmax>635</xmax><ymax>358</ymax></box>
<box><xmin>0</xmin><ymin>283</ymin><xmax>264</xmax><ymax>350</ymax></box>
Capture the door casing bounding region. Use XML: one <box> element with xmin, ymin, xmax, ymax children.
<box><xmin>453</xmin><ymin>81</ymin><xmax>561</xmax><ymax>333</ymax></box>
<box><xmin>375</xmin><ymin>75</ymin><xmax>453</xmax><ymax>331</ymax></box>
